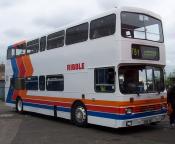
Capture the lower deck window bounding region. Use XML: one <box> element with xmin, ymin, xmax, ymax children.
<box><xmin>95</xmin><ymin>67</ymin><xmax>115</xmax><ymax>93</ymax></box>
<box><xmin>46</xmin><ymin>75</ymin><xmax>64</xmax><ymax>91</ymax></box>
<box><xmin>39</xmin><ymin>76</ymin><xmax>45</xmax><ymax>91</ymax></box>
<box><xmin>11</xmin><ymin>78</ymin><xmax>25</xmax><ymax>90</ymax></box>
<box><xmin>25</xmin><ymin>76</ymin><xmax>38</xmax><ymax>90</ymax></box>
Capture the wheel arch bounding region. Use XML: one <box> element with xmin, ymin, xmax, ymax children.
<box><xmin>71</xmin><ymin>100</ymin><xmax>87</xmax><ymax>119</ymax></box>
<box><xmin>16</xmin><ymin>96</ymin><xmax>22</xmax><ymax>101</ymax></box>
<box><xmin>71</xmin><ymin>100</ymin><xmax>87</xmax><ymax>111</ymax></box>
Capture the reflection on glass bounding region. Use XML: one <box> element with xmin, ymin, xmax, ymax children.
<box><xmin>16</xmin><ymin>48</ymin><xmax>25</xmax><ymax>56</ymax></box>
<box><xmin>146</xmin><ymin>68</ymin><xmax>154</xmax><ymax>92</ymax></box>
<box><xmin>139</xmin><ymin>70</ymin><xmax>147</xmax><ymax>92</ymax></box>
<box><xmin>119</xmin><ymin>66</ymin><xmax>164</xmax><ymax>94</ymax></box>
<box><xmin>121</xmin><ymin>12</ymin><xmax>164</xmax><ymax>42</ymax></box>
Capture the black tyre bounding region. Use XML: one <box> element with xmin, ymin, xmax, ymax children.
<box><xmin>150</xmin><ymin>121</ymin><xmax>161</xmax><ymax>125</ymax></box>
<box><xmin>16</xmin><ymin>98</ymin><xmax>24</xmax><ymax>113</ymax></box>
<box><xmin>71</xmin><ymin>102</ymin><xmax>87</xmax><ymax>127</ymax></box>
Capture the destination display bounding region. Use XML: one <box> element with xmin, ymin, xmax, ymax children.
<box><xmin>132</xmin><ymin>44</ymin><xmax>159</xmax><ymax>60</ymax></box>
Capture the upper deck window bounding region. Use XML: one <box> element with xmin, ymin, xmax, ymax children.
<box><xmin>66</xmin><ymin>23</ymin><xmax>88</xmax><ymax>45</ymax></box>
<box><xmin>121</xmin><ymin>12</ymin><xmax>164</xmax><ymax>42</ymax></box>
<box><xmin>90</xmin><ymin>14</ymin><xmax>116</xmax><ymax>39</ymax></box>
<box><xmin>47</xmin><ymin>31</ymin><xmax>64</xmax><ymax>50</ymax></box>
<box><xmin>7</xmin><ymin>48</ymin><xmax>15</xmax><ymax>59</ymax></box>
<box><xmin>26</xmin><ymin>39</ymin><xmax>39</xmax><ymax>54</ymax></box>
<box><xmin>40</xmin><ymin>36</ymin><xmax>46</xmax><ymax>52</ymax></box>
<box><xmin>15</xmin><ymin>43</ymin><xmax>26</xmax><ymax>57</ymax></box>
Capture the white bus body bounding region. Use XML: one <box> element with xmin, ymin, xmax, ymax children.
<box><xmin>5</xmin><ymin>7</ymin><xmax>167</xmax><ymax>128</ymax></box>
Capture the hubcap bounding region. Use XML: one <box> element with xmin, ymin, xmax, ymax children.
<box><xmin>75</xmin><ymin>106</ymin><xmax>86</xmax><ymax>123</ymax></box>
<box><xmin>17</xmin><ymin>100</ymin><xmax>23</xmax><ymax>112</ymax></box>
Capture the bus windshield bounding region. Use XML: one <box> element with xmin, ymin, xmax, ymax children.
<box><xmin>121</xmin><ymin>12</ymin><xmax>164</xmax><ymax>42</ymax></box>
<box><xmin>118</xmin><ymin>66</ymin><xmax>165</xmax><ymax>94</ymax></box>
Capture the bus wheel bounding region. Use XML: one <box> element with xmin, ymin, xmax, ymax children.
<box><xmin>72</xmin><ymin>102</ymin><xmax>87</xmax><ymax>127</ymax></box>
<box><xmin>16</xmin><ymin>98</ymin><xmax>24</xmax><ymax>113</ymax></box>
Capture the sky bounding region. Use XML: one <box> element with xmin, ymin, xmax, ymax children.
<box><xmin>0</xmin><ymin>0</ymin><xmax>175</xmax><ymax>72</ymax></box>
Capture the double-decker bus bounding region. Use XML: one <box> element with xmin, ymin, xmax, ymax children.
<box><xmin>5</xmin><ymin>7</ymin><xmax>167</xmax><ymax>128</ymax></box>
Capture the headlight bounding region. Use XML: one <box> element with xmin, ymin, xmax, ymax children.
<box><xmin>161</xmin><ymin>104</ymin><xmax>167</xmax><ymax>110</ymax></box>
<box><xmin>125</xmin><ymin>108</ymin><xmax>133</xmax><ymax>114</ymax></box>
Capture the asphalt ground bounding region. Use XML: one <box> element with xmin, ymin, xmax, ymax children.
<box><xmin>0</xmin><ymin>101</ymin><xmax>175</xmax><ymax>144</ymax></box>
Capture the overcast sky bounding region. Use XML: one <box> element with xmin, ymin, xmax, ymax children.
<box><xmin>0</xmin><ymin>0</ymin><xmax>174</xmax><ymax>72</ymax></box>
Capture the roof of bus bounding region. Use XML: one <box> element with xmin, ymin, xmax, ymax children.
<box><xmin>119</xmin><ymin>7</ymin><xmax>162</xmax><ymax>20</ymax></box>
<box><xmin>7</xmin><ymin>6</ymin><xmax>162</xmax><ymax>48</ymax></box>
<box><xmin>8</xmin><ymin>40</ymin><xmax>26</xmax><ymax>49</ymax></box>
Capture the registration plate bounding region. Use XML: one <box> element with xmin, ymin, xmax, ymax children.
<box><xmin>144</xmin><ymin>119</ymin><xmax>152</xmax><ymax>124</ymax></box>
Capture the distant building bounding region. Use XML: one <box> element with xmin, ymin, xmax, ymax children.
<box><xmin>0</xmin><ymin>64</ymin><xmax>5</xmax><ymax>101</ymax></box>
<box><xmin>0</xmin><ymin>64</ymin><xmax>5</xmax><ymax>80</ymax></box>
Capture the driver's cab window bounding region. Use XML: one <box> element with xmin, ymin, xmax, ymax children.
<box><xmin>119</xmin><ymin>66</ymin><xmax>165</xmax><ymax>94</ymax></box>
<box><xmin>146</xmin><ymin>68</ymin><xmax>154</xmax><ymax>92</ymax></box>
<box><xmin>154</xmin><ymin>68</ymin><xmax>164</xmax><ymax>91</ymax></box>
<box><xmin>119</xmin><ymin>69</ymin><xmax>139</xmax><ymax>94</ymax></box>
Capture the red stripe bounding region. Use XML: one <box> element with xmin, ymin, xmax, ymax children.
<box><xmin>87</xmin><ymin>105</ymin><xmax>125</xmax><ymax>114</ymax></box>
<box><xmin>132</xmin><ymin>104</ymin><xmax>162</xmax><ymax>113</ymax></box>
<box><xmin>16</xmin><ymin>57</ymin><xmax>26</xmax><ymax>77</ymax></box>
<box><xmin>12</xmin><ymin>90</ymin><xmax>19</xmax><ymax>100</ymax></box>
<box><xmin>23</xmin><ymin>98</ymin><xmax>165</xmax><ymax>115</ymax></box>
<box><xmin>87</xmin><ymin>104</ymin><xmax>164</xmax><ymax>114</ymax></box>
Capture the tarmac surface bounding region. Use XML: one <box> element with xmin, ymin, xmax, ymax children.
<box><xmin>0</xmin><ymin>101</ymin><xmax>175</xmax><ymax>144</ymax></box>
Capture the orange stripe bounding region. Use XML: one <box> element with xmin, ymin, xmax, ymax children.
<box><xmin>23</xmin><ymin>55</ymin><xmax>33</xmax><ymax>77</ymax></box>
<box><xmin>23</xmin><ymin>95</ymin><xmax>75</xmax><ymax>103</ymax></box>
<box><xmin>85</xmin><ymin>98</ymin><xmax>167</xmax><ymax>107</ymax></box>
<box><xmin>20</xmin><ymin>94</ymin><xmax>167</xmax><ymax>107</ymax></box>
<box><xmin>18</xmin><ymin>90</ymin><xmax>27</xmax><ymax>98</ymax></box>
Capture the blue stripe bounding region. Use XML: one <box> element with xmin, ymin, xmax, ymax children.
<box><xmin>6</xmin><ymin>58</ymin><xmax>18</xmax><ymax>104</ymax></box>
<box><xmin>11</xmin><ymin>58</ymin><xmax>19</xmax><ymax>77</ymax></box>
<box><xmin>6</xmin><ymin>87</ymin><xmax>15</xmax><ymax>104</ymax></box>
<box><xmin>57</xmin><ymin>107</ymin><xmax>71</xmax><ymax>112</ymax></box>
<box><xmin>23</xmin><ymin>102</ymin><xmax>71</xmax><ymax>113</ymax></box>
<box><xmin>23</xmin><ymin>102</ymin><xmax>54</xmax><ymax>110</ymax></box>
<box><xmin>23</xmin><ymin>101</ymin><xmax>166</xmax><ymax>120</ymax></box>
<box><xmin>87</xmin><ymin>109</ymin><xmax>167</xmax><ymax>120</ymax></box>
